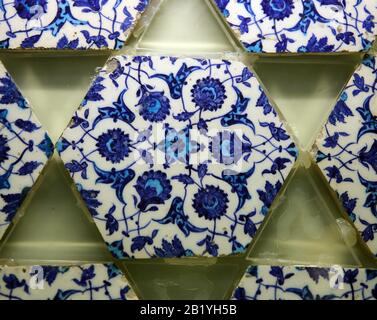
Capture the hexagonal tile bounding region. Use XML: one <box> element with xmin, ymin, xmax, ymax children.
<box><xmin>0</xmin><ymin>263</ymin><xmax>138</xmax><ymax>300</ymax></box>
<box><xmin>0</xmin><ymin>0</ymin><xmax>150</xmax><ymax>50</ymax></box>
<box><xmin>314</xmin><ymin>55</ymin><xmax>377</xmax><ymax>257</ymax></box>
<box><xmin>212</xmin><ymin>0</ymin><xmax>377</xmax><ymax>53</ymax></box>
<box><xmin>0</xmin><ymin>62</ymin><xmax>53</xmax><ymax>241</ymax></box>
<box><xmin>57</xmin><ymin>55</ymin><xmax>298</xmax><ymax>259</ymax></box>
<box><xmin>232</xmin><ymin>265</ymin><xmax>377</xmax><ymax>300</ymax></box>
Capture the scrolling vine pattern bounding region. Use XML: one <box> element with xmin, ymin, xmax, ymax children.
<box><xmin>315</xmin><ymin>55</ymin><xmax>377</xmax><ymax>257</ymax></box>
<box><xmin>58</xmin><ymin>55</ymin><xmax>298</xmax><ymax>259</ymax></box>
<box><xmin>0</xmin><ymin>0</ymin><xmax>150</xmax><ymax>49</ymax></box>
<box><xmin>213</xmin><ymin>0</ymin><xmax>377</xmax><ymax>53</ymax></box>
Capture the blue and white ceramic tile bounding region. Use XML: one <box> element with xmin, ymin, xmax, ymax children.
<box><xmin>213</xmin><ymin>0</ymin><xmax>377</xmax><ymax>53</ymax></box>
<box><xmin>57</xmin><ymin>55</ymin><xmax>298</xmax><ymax>259</ymax></box>
<box><xmin>0</xmin><ymin>263</ymin><xmax>138</xmax><ymax>300</ymax></box>
<box><xmin>0</xmin><ymin>0</ymin><xmax>150</xmax><ymax>50</ymax></box>
<box><xmin>314</xmin><ymin>55</ymin><xmax>377</xmax><ymax>257</ymax></box>
<box><xmin>0</xmin><ymin>62</ymin><xmax>53</xmax><ymax>242</ymax></box>
<box><xmin>232</xmin><ymin>265</ymin><xmax>377</xmax><ymax>300</ymax></box>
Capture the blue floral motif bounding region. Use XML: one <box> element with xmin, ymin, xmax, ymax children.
<box><xmin>14</xmin><ymin>0</ymin><xmax>47</xmax><ymax>20</ymax></box>
<box><xmin>0</xmin><ymin>0</ymin><xmax>150</xmax><ymax>49</ymax></box>
<box><xmin>138</xmin><ymin>89</ymin><xmax>171</xmax><ymax>122</ymax></box>
<box><xmin>96</xmin><ymin>129</ymin><xmax>131</xmax><ymax>164</ymax></box>
<box><xmin>314</xmin><ymin>55</ymin><xmax>377</xmax><ymax>257</ymax></box>
<box><xmin>58</xmin><ymin>55</ymin><xmax>297</xmax><ymax>258</ymax></box>
<box><xmin>261</xmin><ymin>0</ymin><xmax>294</xmax><ymax>21</ymax></box>
<box><xmin>214</xmin><ymin>0</ymin><xmax>377</xmax><ymax>53</ymax></box>
<box><xmin>0</xmin><ymin>63</ymin><xmax>52</xmax><ymax>241</ymax></box>
<box><xmin>0</xmin><ymin>73</ymin><xmax>27</xmax><ymax>108</ymax></box>
<box><xmin>135</xmin><ymin>170</ymin><xmax>172</xmax><ymax>211</ymax></box>
<box><xmin>193</xmin><ymin>185</ymin><xmax>229</xmax><ymax>220</ymax></box>
<box><xmin>0</xmin><ymin>264</ymin><xmax>137</xmax><ymax>300</ymax></box>
<box><xmin>258</xmin><ymin>181</ymin><xmax>282</xmax><ymax>215</ymax></box>
<box><xmin>83</xmin><ymin>76</ymin><xmax>105</xmax><ymax>105</ymax></box>
<box><xmin>191</xmin><ymin>77</ymin><xmax>226</xmax><ymax>111</ymax></box>
<box><xmin>233</xmin><ymin>265</ymin><xmax>377</xmax><ymax>300</ymax></box>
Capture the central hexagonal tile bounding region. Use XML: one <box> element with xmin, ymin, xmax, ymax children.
<box><xmin>58</xmin><ymin>55</ymin><xmax>297</xmax><ymax>259</ymax></box>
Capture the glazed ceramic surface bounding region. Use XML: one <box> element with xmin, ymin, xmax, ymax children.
<box><xmin>0</xmin><ymin>263</ymin><xmax>137</xmax><ymax>300</ymax></box>
<box><xmin>213</xmin><ymin>0</ymin><xmax>377</xmax><ymax>53</ymax></box>
<box><xmin>232</xmin><ymin>265</ymin><xmax>377</xmax><ymax>300</ymax></box>
<box><xmin>0</xmin><ymin>0</ymin><xmax>150</xmax><ymax>49</ymax></box>
<box><xmin>57</xmin><ymin>55</ymin><xmax>298</xmax><ymax>259</ymax></box>
<box><xmin>0</xmin><ymin>61</ymin><xmax>53</xmax><ymax>241</ymax></box>
<box><xmin>314</xmin><ymin>55</ymin><xmax>377</xmax><ymax>257</ymax></box>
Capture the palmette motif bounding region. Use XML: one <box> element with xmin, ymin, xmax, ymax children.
<box><xmin>0</xmin><ymin>62</ymin><xmax>53</xmax><ymax>241</ymax></box>
<box><xmin>58</xmin><ymin>55</ymin><xmax>297</xmax><ymax>259</ymax></box>
<box><xmin>213</xmin><ymin>0</ymin><xmax>377</xmax><ymax>53</ymax></box>
<box><xmin>0</xmin><ymin>263</ymin><xmax>137</xmax><ymax>300</ymax></box>
<box><xmin>232</xmin><ymin>265</ymin><xmax>377</xmax><ymax>300</ymax></box>
<box><xmin>314</xmin><ymin>55</ymin><xmax>377</xmax><ymax>257</ymax></box>
<box><xmin>0</xmin><ymin>0</ymin><xmax>150</xmax><ymax>49</ymax></box>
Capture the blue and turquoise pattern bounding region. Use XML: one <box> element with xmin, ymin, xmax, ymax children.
<box><xmin>0</xmin><ymin>263</ymin><xmax>138</xmax><ymax>300</ymax></box>
<box><xmin>213</xmin><ymin>0</ymin><xmax>377</xmax><ymax>53</ymax></box>
<box><xmin>232</xmin><ymin>265</ymin><xmax>377</xmax><ymax>300</ymax></box>
<box><xmin>314</xmin><ymin>55</ymin><xmax>377</xmax><ymax>257</ymax></box>
<box><xmin>0</xmin><ymin>62</ymin><xmax>53</xmax><ymax>241</ymax></box>
<box><xmin>0</xmin><ymin>0</ymin><xmax>150</xmax><ymax>49</ymax></box>
<box><xmin>57</xmin><ymin>55</ymin><xmax>298</xmax><ymax>259</ymax></box>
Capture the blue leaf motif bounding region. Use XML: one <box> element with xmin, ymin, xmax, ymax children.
<box><xmin>154</xmin><ymin>235</ymin><xmax>194</xmax><ymax>258</ymax></box>
<box><xmin>108</xmin><ymin>240</ymin><xmax>129</xmax><ymax>259</ymax></box>
<box><xmin>197</xmin><ymin>235</ymin><xmax>219</xmax><ymax>257</ymax></box>
<box><xmin>105</xmin><ymin>204</ymin><xmax>118</xmax><ymax>235</ymax></box>
<box><xmin>172</xmin><ymin>174</ymin><xmax>194</xmax><ymax>185</ymax></box>
<box><xmin>222</xmin><ymin>165</ymin><xmax>255</xmax><ymax>212</ymax></box>
<box><xmin>73</xmin><ymin>265</ymin><xmax>96</xmax><ymax>287</ymax></box>
<box><xmin>305</xmin><ymin>267</ymin><xmax>329</xmax><ymax>283</ymax></box>
<box><xmin>221</xmin><ymin>87</ymin><xmax>254</xmax><ymax>132</ymax></box>
<box><xmin>358</xmin><ymin>140</ymin><xmax>377</xmax><ymax>174</ymax></box>
<box><xmin>94</xmin><ymin>164</ymin><xmax>135</xmax><ymax>203</ymax></box>
<box><xmin>154</xmin><ymin>197</ymin><xmax>206</xmax><ymax>237</ymax></box>
<box><xmin>131</xmin><ymin>235</ymin><xmax>155</xmax><ymax>253</ymax></box>
<box><xmin>152</xmin><ymin>63</ymin><xmax>201</xmax><ymax>99</ymax></box>
<box><xmin>328</xmin><ymin>95</ymin><xmax>353</xmax><ymax>125</ymax></box>
<box><xmin>37</xmin><ymin>134</ymin><xmax>54</xmax><ymax>158</ymax></box>
<box><xmin>18</xmin><ymin>161</ymin><xmax>42</xmax><ymax>175</ymax></box>
<box><xmin>233</xmin><ymin>287</ymin><xmax>246</xmax><ymax>300</ymax></box>
<box><xmin>42</xmin><ymin>266</ymin><xmax>60</xmax><ymax>286</ymax></box>
<box><xmin>93</xmin><ymin>89</ymin><xmax>135</xmax><ymax>127</ymax></box>
<box><xmin>15</xmin><ymin>119</ymin><xmax>39</xmax><ymax>132</ymax></box>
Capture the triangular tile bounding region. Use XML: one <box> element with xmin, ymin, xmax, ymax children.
<box><xmin>136</xmin><ymin>0</ymin><xmax>239</xmax><ymax>55</ymax></box>
<box><xmin>252</xmin><ymin>55</ymin><xmax>361</xmax><ymax>150</ymax></box>
<box><xmin>0</xmin><ymin>54</ymin><xmax>108</xmax><ymax>142</ymax></box>
<box><xmin>0</xmin><ymin>154</ymin><xmax>111</xmax><ymax>263</ymax></box>
<box><xmin>0</xmin><ymin>62</ymin><xmax>53</xmax><ymax>244</ymax></box>
<box><xmin>247</xmin><ymin>163</ymin><xmax>376</xmax><ymax>268</ymax></box>
<box><xmin>123</xmin><ymin>258</ymin><xmax>246</xmax><ymax>300</ymax></box>
<box><xmin>313</xmin><ymin>54</ymin><xmax>377</xmax><ymax>258</ymax></box>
